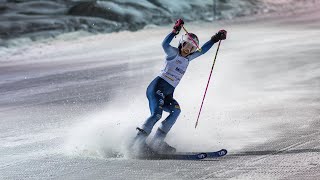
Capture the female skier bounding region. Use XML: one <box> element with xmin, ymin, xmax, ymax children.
<box><xmin>134</xmin><ymin>19</ymin><xmax>227</xmax><ymax>154</ymax></box>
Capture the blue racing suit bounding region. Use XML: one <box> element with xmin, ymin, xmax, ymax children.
<box><xmin>140</xmin><ymin>32</ymin><xmax>215</xmax><ymax>141</ymax></box>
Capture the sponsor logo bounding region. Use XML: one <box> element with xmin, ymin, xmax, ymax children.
<box><xmin>163</xmin><ymin>74</ymin><xmax>174</xmax><ymax>81</ymax></box>
<box><xmin>174</xmin><ymin>105</ymin><xmax>180</xmax><ymax>109</ymax></box>
<box><xmin>156</xmin><ymin>90</ymin><xmax>165</xmax><ymax>98</ymax></box>
<box><xmin>159</xmin><ymin>99</ymin><xmax>164</xmax><ymax>106</ymax></box>
<box><xmin>197</xmin><ymin>153</ymin><xmax>207</xmax><ymax>159</ymax></box>
<box><xmin>175</xmin><ymin>67</ymin><xmax>185</xmax><ymax>74</ymax></box>
<box><xmin>176</xmin><ymin>60</ymin><xmax>182</xmax><ymax>64</ymax></box>
<box><xmin>218</xmin><ymin>150</ymin><xmax>226</xmax><ymax>156</ymax></box>
<box><xmin>166</xmin><ymin>72</ymin><xmax>181</xmax><ymax>80</ymax></box>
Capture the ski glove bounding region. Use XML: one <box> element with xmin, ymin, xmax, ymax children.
<box><xmin>211</xmin><ymin>30</ymin><xmax>227</xmax><ymax>43</ymax></box>
<box><xmin>172</xmin><ymin>19</ymin><xmax>184</xmax><ymax>35</ymax></box>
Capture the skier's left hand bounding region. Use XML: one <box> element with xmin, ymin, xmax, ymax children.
<box><xmin>211</xmin><ymin>29</ymin><xmax>227</xmax><ymax>43</ymax></box>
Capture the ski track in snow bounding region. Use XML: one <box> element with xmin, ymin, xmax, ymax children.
<box><xmin>0</xmin><ymin>6</ymin><xmax>320</xmax><ymax>180</ymax></box>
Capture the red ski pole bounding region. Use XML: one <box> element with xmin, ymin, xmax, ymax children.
<box><xmin>195</xmin><ymin>40</ymin><xmax>222</xmax><ymax>128</ymax></box>
<box><xmin>182</xmin><ymin>26</ymin><xmax>202</xmax><ymax>52</ymax></box>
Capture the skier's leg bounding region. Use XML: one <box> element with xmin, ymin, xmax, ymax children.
<box><xmin>134</xmin><ymin>77</ymin><xmax>165</xmax><ymax>141</ymax></box>
<box><xmin>141</xmin><ymin>90</ymin><xmax>164</xmax><ymax>135</ymax></box>
<box><xmin>151</xmin><ymin>96</ymin><xmax>181</xmax><ymax>153</ymax></box>
<box><xmin>159</xmin><ymin>98</ymin><xmax>181</xmax><ymax>134</ymax></box>
<box><xmin>132</xmin><ymin>80</ymin><xmax>165</xmax><ymax>154</ymax></box>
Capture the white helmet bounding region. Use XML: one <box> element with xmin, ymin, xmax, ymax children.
<box><xmin>179</xmin><ymin>33</ymin><xmax>199</xmax><ymax>48</ymax></box>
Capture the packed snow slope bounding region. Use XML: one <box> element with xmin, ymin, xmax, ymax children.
<box><xmin>0</xmin><ymin>5</ymin><xmax>320</xmax><ymax>180</ymax></box>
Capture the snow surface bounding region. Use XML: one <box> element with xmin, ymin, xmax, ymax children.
<box><xmin>0</xmin><ymin>2</ymin><xmax>320</xmax><ymax>180</ymax></box>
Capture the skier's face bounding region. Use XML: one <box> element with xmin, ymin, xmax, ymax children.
<box><xmin>181</xmin><ymin>42</ymin><xmax>197</xmax><ymax>55</ymax></box>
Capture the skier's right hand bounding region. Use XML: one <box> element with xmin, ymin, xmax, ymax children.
<box><xmin>172</xmin><ymin>19</ymin><xmax>184</xmax><ymax>35</ymax></box>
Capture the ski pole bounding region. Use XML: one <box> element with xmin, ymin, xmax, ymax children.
<box><xmin>182</xmin><ymin>26</ymin><xmax>202</xmax><ymax>52</ymax></box>
<box><xmin>195</xmin><ymin>40</ymin><xmax>222</xmax><ymax>129</ymax></box>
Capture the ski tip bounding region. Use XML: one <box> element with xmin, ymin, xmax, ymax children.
<box><xmin>219</xmin><ymin>149</ymin><xmax>228</xmax><ymax>156</ymax></box>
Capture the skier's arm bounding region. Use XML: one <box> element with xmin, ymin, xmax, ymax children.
<box><xmin>162</xmin><ymin>32</ymin><xmax>177</xmax><ymax>57</ymax></box>
<box><xmin>188</xmin><ymin>40</ymin><xmax>214</xmax><ymax>61</ymax></box>
<box><xmin>189</xmin><ymin>30</ymin><xmax>227</xmax><ymax>61</ymax></box>
<box><xmin>162</xmin><ymin>19</ymin><xmax>184</xmax><ymax>60</ymax></box>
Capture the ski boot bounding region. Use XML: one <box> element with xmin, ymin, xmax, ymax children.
<box><xmin>130</xmin><ymin>127</ymin><xmax>154</xmax><ymax>157</ymax></box>
<box><xmin>157</xmin><ymin>141</ymin><xmax>176</xmax><ymax>154</ymax></box>
<box><xmin>150</xmin><ymin>128</ymin><xmax>176</xmax><ymax>154</ymax></box>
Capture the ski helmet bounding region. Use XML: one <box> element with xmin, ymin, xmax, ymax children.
<box><xmin>179</xmin><ymin>33</ymin><xmax>199</xmax><ymax>53</ymax></box>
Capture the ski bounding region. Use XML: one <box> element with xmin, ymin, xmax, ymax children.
<box><xmin>152</xmin><ymin>152</ymin><xmax>208</xmax><ymax>160</ymax></box>
<box><xmin>140</xmin><ymin>149</ymin><xmax>227</xmax><ymax>160</ymax></box>
<box><xmin>206</xmin><ymin>149</ymin><xmax>228</xmax><ymax>158</ymax></box>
